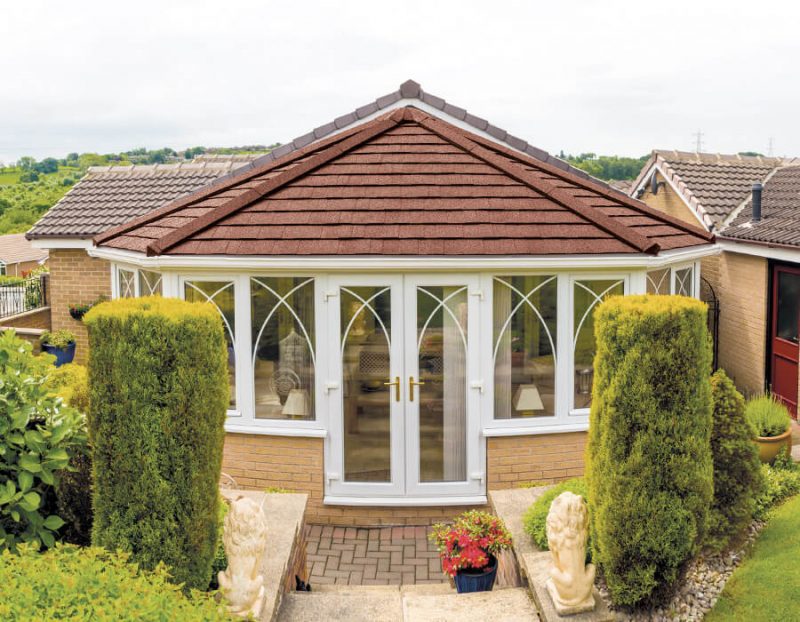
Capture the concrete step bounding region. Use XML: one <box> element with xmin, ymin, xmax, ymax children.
<box><xmin>278</xmin><ymin>586</ymin><xmax>538</xmax><ymax>621</ymax></box>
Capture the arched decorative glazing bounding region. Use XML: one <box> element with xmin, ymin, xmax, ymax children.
<box><xmin>184</xmin><ymin>280</ymin><xmax>236</xmax><ymax>407</ymax></box>
<box><xmin>493</xmin><ymin>276</ymin><xmax>557</xmax><ymax>419</ymax></box>
<box><xmin>138</xmin><ymin>270</ymin><xmax>163</xmax><ymax>296</ymax></box>
<box><xmin>250</xmin><ymin>277</ymin><xmax>315</xmax><ymax>421</ymax></box>
<box><xmin>674</xmin><ymin>267</ymin><xmax>694</xmax><ymax>297</ymax></box>
<box><xmin>646</xmin><ymin>268</ymin><xmax>671</xmax><ymax>295</ymax></box>
<box><xmin>573</xmin><ymin>278</ymin><xmax>624</xmax><ymax>410</ymax></box>
<box><xmin>117</xmin><ymin>268</ymin><xmax>136</xmax><ymax>298</ymax></box>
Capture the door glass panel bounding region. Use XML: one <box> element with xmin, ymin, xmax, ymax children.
<box><xmin>341</xmin><ymin>286</ymin><xmax>392</xmax><ymax>482</ymax></box>
<box><xmin>777</xmin><ymin>271</ymin><xmax>800</xmax><ymax>343</ymax></box>
<box><xmin>493</xmin><ymin>276</ymin><xmax>557</xmax><ymax>419</ymax></box>
<box><xmin>251</xmin><ymin>277</ymin><xmax>315</xmax><ymax>420</ymax></box>
<box><xmin>573</xmin><ymin>279</ymin><xmax>624</xmax><ymax>410</ymax></box>
<box><xmin>416</xmin><ymin>286</ymin><xmax>468</xmax><ymax>483</ymax></box>
<box><xmin>184</xmin><ymin>281</ymin><xmax>236</xmax><ymax>408</ymax></box>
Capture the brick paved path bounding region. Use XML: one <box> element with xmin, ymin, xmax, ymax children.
<box><xmin>304</xmin><ymin>524</ymin><xmax>449</xmax><ymax>586</ymax></box>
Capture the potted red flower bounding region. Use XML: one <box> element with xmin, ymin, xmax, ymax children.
<box><xmin>430</xmin><ymin>510</ymin><xmax>513</xmax><ymax>593</ymax></box>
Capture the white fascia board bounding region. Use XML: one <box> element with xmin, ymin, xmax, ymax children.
<box><xmin>30</xmin><ymin>238</ymin><xmax>94</xmax><ymax>250</ymax></box>
<box><xmin>89</xmin><ymin>244</ymin><xmax>718</xmax><ymax>272</ymax></box>
<box><xmin>717</xmin><ymin>239</ymin><xmax>800</xmax><ymax>263</ymax></box>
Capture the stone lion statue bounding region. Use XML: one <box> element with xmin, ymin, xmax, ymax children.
<box><xmin>545</xmin><ymin>491</ymin><xmax>596</xmax><ymax>614</ymax></box>
<box><xmin>218</xmin><ymin>496</ymin><xmax>269</xmax><ymax>618</ymax></box>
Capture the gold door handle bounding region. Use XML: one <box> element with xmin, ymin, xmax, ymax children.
<box><xmin>383</xmin><ymin>376</ymin><xmax>401</xmax><ymax>402</ymax></box>
<box><xmin>409</xmin><ymin>376</ymin><xmax>425</xmax><ymax>402</ymax></box>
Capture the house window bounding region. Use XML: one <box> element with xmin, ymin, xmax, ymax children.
<box><xmin>117</xmin><ymin>268</ymin><xmax>136</xmax><ymax>298</ymax></box>
<box><xmin>138</xmin><ymin>270</ymin><xmax>163</xmax><ymax>296</ymax></box>
<box><xmin>184</xmin><ymin>280</ymin><xmax>237</xmax><ymax>408</ymax></box>
<box><xmin>493</xmin><ymin>276</ymin><xmax>557</xmax><ymax>419</ymax></box>
<box><xmin>250</xmin><ymin>277</ymin><xmax>315</xmax><ymax>421</ymax></box>
<box><xmin>573</xmin><ymin>278</ymin><xmax>624</xmax><ymax>410</ymax></box>
<box><xmin>646</xmin><ymin>268</ymin><xmax>671</xmax><ymax>295</ymax></box>
<box><xmin>0</xmin><ymin>263</ymin><xmax>6</xmax><ymax>276</ymax></box>
<box><xmin>673</xmin><ymin>266</ymin><xmax>694</xmax><ymax>297</ymax></box>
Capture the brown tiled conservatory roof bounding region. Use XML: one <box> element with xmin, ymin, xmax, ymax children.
<box><xmin>96</xmin><ymin>107</ymin><xmax>712</xmax><ymax>257</ymax></box>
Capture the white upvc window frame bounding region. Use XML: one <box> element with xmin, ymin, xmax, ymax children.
<box><xmin>645</xmin><ymin>261</ymin><xmax>701</xmax><ymax>297</ymax></box>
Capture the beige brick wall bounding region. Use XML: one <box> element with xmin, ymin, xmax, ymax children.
<box><xmin>702</xmin><ymin>251</ymin><xmax>768</xmax><ymax>395</ymax></box>
<box><xmin>223</xmin><ymin>431</ymin><xmax>586</xmax><ymax>525</ymax></box>
<box><xmin>49</xmin><ymin>249</ymin><xmax>111</xmax><ymax>365</ymax></box>
<box><xmin>1</xmin><ymin>306</ymin><xmax>51</xmax><ymax>330</ymax></box>
<box><xmin>638</xmin><ymin>172</ymin><xmax>704</xmax><ymax>228</ymax></box>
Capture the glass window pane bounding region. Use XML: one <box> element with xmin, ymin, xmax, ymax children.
<box><xmin>493</xmin><ymin>276</ymin><xmax>557</xmax><ymax>420</ymax></box>
<box><xmin>646</xmin><ymin>268</ymin><xmax>670</xmax><ymax>295</ymax></box>
<box><xmin>417</xmin><ymin>285</ymin><xmax>468</xmax><ymax>482</ymax></box>
<box><xmin>184</xmin><ymin>281</ymin><xmax>236</xmax><ymax>408</ymax></box>
<box><xmin>674</xmin><ymin>267</ymin><xmax>694</xmax><ymax>297</ymax></box>
<box><xmin>117</xmin><ymin>268</ymin><xmax>136</xmax><ymax>298</ymax></box>
<box><xmin>573</xmin><ymin>279</ymin><xmax>624</xmax><ymax>410</ymax></box>
<box><xmin>777</xmin><ymin>271</ymin><xmax>800</xmax><ymax>343</ymax></box>
<box><xmin>340</xmin><ymin>286</ymin><xmax>392</xmax><ymax>483</ymax></box>
<box><xmin>251</xmin><ymin>277</ymin><xmax>315</xmax><ymax>421</ymax></box>
<box><xmin>138</xmin><ymin>270</ymin><xmax>162</xmax><ymax>296</ymax></box>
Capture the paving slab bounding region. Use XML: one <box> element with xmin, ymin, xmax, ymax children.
<box><xmin>403</xmin><ymin>587</ymin><xmax>538</xmax><ymax>621</ymax></box>
<box><xmin>278</xmin><ymin>591</ymin><xmax>403</xmax><ymax>622</ymax></box>
<box><xmin>489</xmin><ymin>487</ymin><xmax>549</xmax><ymax>564</ymax></box>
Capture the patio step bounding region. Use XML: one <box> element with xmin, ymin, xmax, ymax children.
<box><xmin>277</xmin><ymin>586</ymin><xmax>538</xmax><ymax>621</ymax></box>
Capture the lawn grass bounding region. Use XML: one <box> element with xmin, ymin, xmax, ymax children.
<box><xmin>707</xmin><ymin>494</ymin><xmax>800</xmax><ymax>621</ymax></box>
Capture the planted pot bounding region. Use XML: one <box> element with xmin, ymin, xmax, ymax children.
<box><xmin>69</xmin><ymin>307</ymin><xmax>88</xmax><ymax>321</ymax></box>
<box><xmin>454</xmin><ymin>555</ymin><xmax>498</xmax><ymax>593</ymax></box>
<box><xmin>755</xmin><ymin>427</ymin><xmax>792</xmax><ymax>463</ymax></box>
<box><xmin>42</xmin><ymin>341</ymin><xmax>76</xmax><ymax>367</ymax></box>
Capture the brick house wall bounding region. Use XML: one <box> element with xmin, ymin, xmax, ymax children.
<box><xmin>222</xmin><ymin>431</ymin><xmax>586</xmax><ymax>525</ymax></box>
<box><xmin>3</xmin><ymin>259</ymin><xmax>45</xmax><ymax>278</ymax></box>
<box><xmin>1</xmin><ymin>306</ymin><xmax>51</xmax><ymax>330</ymax></box>
<box><xmin>637</xmin><ymin>172</ymin><xmax>705</xmax><ymax>228</ymax></box>
<box><xmin>48</xmin><ymin>249</ymin><xmax>111</xmax><ymax>365</ymax></box>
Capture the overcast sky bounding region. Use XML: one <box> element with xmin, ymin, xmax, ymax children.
<box><xmin>1</xmin><ymin>0</ymin><xmax>798</xmax><ymax>164</ymax></box>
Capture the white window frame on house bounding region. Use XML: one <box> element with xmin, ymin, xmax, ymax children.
<box><xmin>646</xmin><ymin>261</ymin><xmax>700</xmax><ymax>297</ymax></box>
<box><xmin>0</xmin><ymin>261</ymin><xmax>6</xmax><ymax>276</ymax></box>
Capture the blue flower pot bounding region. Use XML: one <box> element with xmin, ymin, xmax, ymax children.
<box><xmin>42</xmin><ymin>342</ymin><xmax>76</xmax><ymax>367</ymax></box>
<box><xmin>453</xmin><ymin>555</ymin><xmax>498</xmax><ymax>593</ymax></box>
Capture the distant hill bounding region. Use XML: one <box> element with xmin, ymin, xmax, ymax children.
<box><xmin>0</xmin><ymin>145</ymin><xmax>280</xmax><ymax>235</ymax></box>
<box><xmin>559</xmin><ymin>152</ymin><xmax>649</xmax><ymax>181</ymax></box>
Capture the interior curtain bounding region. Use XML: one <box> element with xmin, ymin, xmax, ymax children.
<box><xmin>494</xmin><ymin>283</ymin><xmax>512</xmax><ymax>419</ymax></box>
<box><xmin>442</xmin><ymin>290</ymin><xmax>467</xmax><ymax>481</ymax></box>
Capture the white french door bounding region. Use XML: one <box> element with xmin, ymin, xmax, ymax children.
<box><xmin>326</xmin><ymin>274</ymin><xmax>483</xmax><ymax>501</ymax></box>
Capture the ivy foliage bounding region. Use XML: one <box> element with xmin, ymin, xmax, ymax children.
<box><xmin>0</xmin><ymin>331</ymin><xmax>87</xmax><ymax>551</ymax></box>
<box><xmin>84</xmin><ymin>297</ymin><xmax>228</xmax><ymax>590</ymax></box>
<box><xmin>586</xmin><ymin>295</ymin><xmax>714</xmax><ymax>607</ymax></box>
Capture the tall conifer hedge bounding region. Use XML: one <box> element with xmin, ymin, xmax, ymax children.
<box><xmin>85</xmin><ymin>297</ymin><xmax>228</xmax><ymax>590</ymax></box>
<box><xmin>586</xmin><ymin>295</ymin><xmax>713</xmax><ymax>607</ymax></box>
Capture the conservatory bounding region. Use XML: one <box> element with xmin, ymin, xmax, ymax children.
<box><xmin>91</xmin><ymin>105</ymin><xmax>715</xmax><ymax>510</ymax></box>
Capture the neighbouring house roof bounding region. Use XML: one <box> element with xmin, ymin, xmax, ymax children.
<box><xmin>632</xmin><ymin>150</ymin><xmax>792</xmax><ymax>229</ymax></box>
<box><xmin>721</xmin><ymin>166</ymin><xmax>800</xmax><ymax>247</ymax></box>
<box><xmin>26</xmin><ymin>156</ymin><xmax>261</xmax><ymax>239</ymax></box>
<box><xmin>96</xmin><ymin>106</ymin><xmax>711</xmax><ymax>257</ymax></box>
<box><xmin>607</xmin><ymin>180</ymin><xmax>632</xmax><ymax>194</ymax></box>
<box><xmin>0</xmin><ymin>233</ymin><xmax>49</xmax><ymax>265</ymax></box>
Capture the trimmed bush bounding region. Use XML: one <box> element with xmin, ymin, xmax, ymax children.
<box><xmin>84</xmin><ymin>296</ymin><xmax>228</xmax><ymax>590</ymax></box>
<box><xmin>745</xmin><ymin>394</ymin><xmax>791</xmax><ymax>438</ymax></box>
<box><xmin>754</xmin><ymin>455</ymin><xmax>800</xmax><ymax>520</ymax></box>
<box><xmin>0</xmin><ymin>544</ymin><xmax>229</xmax><ymax>621</ymax></box>
<box><xmin>522</xmin><ymin>478</ymin><xmax>591</xmax><ymax>557</ymax></box>
<box><xmin>48</xmin><ymin>363</ymin><xmax>90</xmax><ymax>414</ymax></box>
<box><xmin>586</xmin><ymin>295</ymin><xmax>714</xmax><ymax>607</ymax></box>
<box><xmin>0</xmin><ymin>331</ymin><xmax>87</xmax><ymax>551</ymax></box>
<box><xmin>707</xmin><ymin>370</ymin><xmax>763</xmax><ymax>550</ymax></box>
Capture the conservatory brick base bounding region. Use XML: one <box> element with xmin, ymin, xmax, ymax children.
<box><xmin>221</xmin><ymin>431</ymin><xmax>587</xmax><ymax>525</ymax></box>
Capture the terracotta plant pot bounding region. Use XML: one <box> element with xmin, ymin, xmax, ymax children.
<box><xmin>754</xmin><ymin>427</ymin><xmax>792</xmax><ymax>463</ymax></box>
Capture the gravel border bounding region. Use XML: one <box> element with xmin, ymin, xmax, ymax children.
<box><xmin>597</xmin><ymin>520</ymin><xmax>765</xmax><ymax>621</ymax></box>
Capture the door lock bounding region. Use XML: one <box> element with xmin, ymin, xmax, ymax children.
<box><xmin>383</xmin><ymin>376</ymin><xmax>401</xmax><ymax>402</ymax></box>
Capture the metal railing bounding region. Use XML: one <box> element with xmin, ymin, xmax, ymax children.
<box><xmin>0</xmin><ymin>275</ymin><xmax>48</xmax><ymax>320</ymax></box>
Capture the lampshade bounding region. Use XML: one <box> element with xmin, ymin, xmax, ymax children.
<box><xmin>513</xmin><ymin>384</ymin><xmax>544</xmax><ymax>415</ymax></box>
<box><xmin>282</xmin><ymin>388</ymin><xmax>310</xmax><ymax>419</ymax></box>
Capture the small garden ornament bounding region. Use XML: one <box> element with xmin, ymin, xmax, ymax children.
<box><xmin>218</xmin><ymin>496</ymin><xmax>269</xmax><ymax>618</ymax></box>
<box><xmin>546</xmin><ymin>492</ymin><xmax>596</xmax><ymax>615</ymax></box>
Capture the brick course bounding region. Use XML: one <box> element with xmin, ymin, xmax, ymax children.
<box><xmin>48</xmin><ymin>249</ymin><xmax>111</xmax><ymax>365</ymax></box>
<box><xmin>222</xmin><ymin>431</ymin><xmax>586</xmax><ymax>526</ymax></box>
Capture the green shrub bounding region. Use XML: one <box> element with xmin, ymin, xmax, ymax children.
<box><xmin>0</xmin><ymin>331</ymin><xmax>88</xmax><ymax>551</ymax></box>
<box><xmin>40</xmin><ymin>329</ymin><xmax>76</xmax><ymax>349</ymax></box>
<box><xmin>48</xmin><ymin>363</ymin><xmax>90</xmax><ymax>414</ymax></box>
<box><xmin>586</xmin><ymin>295</ymin><xmax>714</xmax><ymax>607</ymax></box>
<box><xmin>85</xmin><ymin>297</ymin><xmax>228</xmax><ymax>590</ymax></box>
<box><xmin>522</xmin><ymin>478</ymin><xmax>591</xmax><ymax>557</ymax></box>
<box><xmin>208</xmin><ymin>501</ymin><xmax>229</xmax><ymax>590</ymax></box>
<box><xmin>754</xmin><ymin>453</ymin><xmax>800</xmax><ymax>520</ymax></box>
<box><xmin>745</xmin><ymin>395</ymin><xmax>791</xmax><ymax>438</ymax></box>
<box><xmin>707</xmin><ymin>370</ymin><xmax>764</xmax><ymax>551</ymax></box>
<box><xmin>0</xmin><ymin>275</ymin><xmax>24</xmax><ymax>286</ymax></box>
<box><xmin>0</xmin><ymin>544</ymin><xmax>229</xmax><ymax>621</ymax></box>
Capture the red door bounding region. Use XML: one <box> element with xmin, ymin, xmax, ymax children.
<box><xmin>770</xmin><ymin>265</ymin><xmax>800</xmax><ymax>418</ymax></box>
